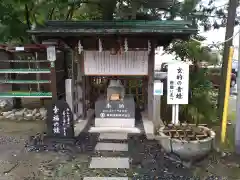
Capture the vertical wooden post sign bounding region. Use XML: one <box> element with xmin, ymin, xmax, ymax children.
<box><xmin>46</xmin><ymin>100</ymin><xmax>75</xmax><ymax>139</ymax></box>
<box><xmin>167</xmin><ymin>63</ymin><xmax>189</xmax><ymax>124</ymax></box>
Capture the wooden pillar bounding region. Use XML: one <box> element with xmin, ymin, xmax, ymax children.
<box><xmin>63</xmin><ymin>51</ymin><xmax>69</xmax><ymax>80</ymax></box>
<box><xmin>50</xmin><ymin>65</ymin><xmax>57</xmax><ymax>101</ymax></box>
<box><xmin>46</xmin><ymin>46</ymin><xmax>57</xmax><ymax>101</ymax></box>
<box><xmin>72</xmin><ymin>50</ymin><xmax>86</xmax><ymax>120</ymax></box>
<box><xmin>80</xmin><ymin>53</ymin><xmax>87</xmax><ymax>119</ymax></box>
<box><xmin>147</xmin><ymin>42</ymin><xmax>155</xmax><ymax>122</ymax></box>
<box><xmin>71</xmin><ymin>50</ymin><xmax>76</xmax><ymax>120</ymax></box>
<box><xmin>9</xmin><ymin>52</ymin><xmax>22</xmax><ymax>108</ymax></box>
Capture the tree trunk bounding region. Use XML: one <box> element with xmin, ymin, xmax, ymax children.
<box><xmin>100</xmin><ymin>0</ymin><xmax>117</xmax><ymax>20</ymax></box>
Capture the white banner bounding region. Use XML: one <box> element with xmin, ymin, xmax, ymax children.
<box><xmin>167</xmin><ymin>63</ymin><xmax>189</xmax><ymax>104</ymax></box>
<box><xmin>84</xmin><ymin>51</ymin><xmax>148</xmax><ymax>75</ymax></box>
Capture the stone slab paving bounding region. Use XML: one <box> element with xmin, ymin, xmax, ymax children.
<box><xmin>89</xmin><ymin>157</ymin><xmax>130</xmax><ymax>169</ymax></box>
<box><xmin>84</xmin><ymin>132</ymin><xmax>224</xmax><ymax>179</ymax></box>
<box><xmin>84</xmin><ymin>177</ymin><xmax>128</xmax><ymax>180</ymax></box>
<box><xmin>85</xmin><ymin>132</ymin><xmax>130</xmax><ymax>179</ymax></box>
<box><xmin>95</xmin><ymin>142</ymin><xmax>128</xmax><ymax>151</ymax></box>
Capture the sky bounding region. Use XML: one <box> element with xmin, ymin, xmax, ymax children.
<box><xmin>201</xmin><ymin>24</ymin><xmax>240</xmax><ymax>60</ymax></box>
<box><xmin>195</xmin><ymin>0</ymin><xmax>240</xmax><ymax>60</ymax></box>
<box><xmin>155</xmin><ymin>0</ymin><xmax>240</xmax><ymax>67</ymax></box>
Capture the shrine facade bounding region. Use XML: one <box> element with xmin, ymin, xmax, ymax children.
<box><xmin>28</xmin><ymin>20</ymin><xmax>197</xmax><ymax>134</ymax></box>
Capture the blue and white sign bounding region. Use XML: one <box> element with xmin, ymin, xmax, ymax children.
<box><xmin>153</xmin><ymin>81</ymin><xmax>163</xmax><ymax>96</ymax></box>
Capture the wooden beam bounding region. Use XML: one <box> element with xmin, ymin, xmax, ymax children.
<box><xmin>147</xmin><ymin>40</ymin><xmax>155</xmax><ymax>121</ymax></box>
<box><xmin>50</xmin><ymin>65</ymin><xmax>57</xmax><ymax>101</ymax></box>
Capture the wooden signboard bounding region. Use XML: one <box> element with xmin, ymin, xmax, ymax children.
<box><xmin>84</xmin><ymin>51</ymin><xmax>148</xmax><ymax>75</ymax></box>
<box><xmin>167</xmin><ymin>63</ymin><xmax>189</xmax><ymax>105</ymax></box>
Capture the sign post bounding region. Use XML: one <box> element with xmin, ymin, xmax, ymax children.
<box><xmin>167</xmin><ymin>63</ymin><xmax>189</xmax><ymax>125</ymax></box>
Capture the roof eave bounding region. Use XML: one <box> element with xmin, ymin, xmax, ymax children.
<box><xmin>28</xmin><ymin>29</ymin><xmax>198</xmax><ymax>36</ymax></box>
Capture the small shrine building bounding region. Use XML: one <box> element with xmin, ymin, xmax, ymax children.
<box><xmin>28</xmin><ymin>20</ymin><xmax>197</xmax><ymax>134</ymax></box>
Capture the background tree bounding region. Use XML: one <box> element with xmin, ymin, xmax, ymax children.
<box><xmin>1</xmin><ymin>0</ymin><xmax>238</xmax><ymax>44</ymax></box>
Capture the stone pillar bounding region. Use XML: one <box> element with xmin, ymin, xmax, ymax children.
<box><xmin>147</xmin><ymin>42</ymin><xmax>155</xmax><ymax>122</ymax></box>
<box><xmin>153</xmin><ymin>80</ymin><xmax>164</xmax><ymax>130</ymax></box>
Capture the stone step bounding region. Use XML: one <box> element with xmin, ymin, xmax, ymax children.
<box><xmin>89</xmin><ymin>157</ymin><xmax>129</xmax><ymax>169</ymax></box>
<box><xmin>99</xmin><ymin>133</ymin><xmax>128</xmax><ymax>140</ymax></box>
<box><xmin>95</xmin><ymin>142</ymin><xmax>128</xmax><ymax>151</ymax></box>
<box><xmin>92</xmin><ymin>150</ymin><xmax>128</xmax><ymax>158</ymax></box>
<box><xmin>84</xmin><ymin>178</ymin><xmax>128</xmax><ymax>180</ymax></box>
<box><xmin>89</xmin><ymin>126</ymin><xmax>141</xmax><ymax>134</ymax></box>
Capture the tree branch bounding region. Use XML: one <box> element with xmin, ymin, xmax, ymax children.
<box><xmin>66</xmin><ymin>6</ymin><xmax>75</xmax><ymax>20</ymax></box>
<box><xmin>100</xmin><ymin>0</ymin><xmax>117</xmax><ymax>20</ymax></box>
<box><xmin>24</xmin><ymin>4</ymin><xmax>31</xmax><ymax>30</ymax></box>
<box><xmin>48</xmin><ymin>8</ymin><xmax>55</xmax><ymax>20</ymax></box>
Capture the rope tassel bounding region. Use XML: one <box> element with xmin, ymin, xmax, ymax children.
<box><xmin>78</xmin><ymin>40</ymin><xmax>83</xmax><ymax>54</ymax></box>
<box><xmin>148</xmin><ymin>40</ymin><xmax>151</xmax><ymax>54</ymax></box>
<box><xmin>99</xmin><ymin>38</ymin><xmax>103</xmax><ymax>52</ymax></box>
<box><xmin>124</xmin><ymin>38</ymin><xmax>128</xmax><ymax>52</ymax></box>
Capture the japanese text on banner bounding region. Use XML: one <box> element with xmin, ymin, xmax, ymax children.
<box><xmin>167</xmin><ymin>63</ymin><xmax>189</xmax><ymax>105</ymax></box>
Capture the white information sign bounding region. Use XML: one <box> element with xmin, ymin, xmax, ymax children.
<box><xmin>84</xmin><ymin>51</ymin><xmax>148</xmax><ymax>75</ymax></box>
<box><xmin>47</xmin><ymin>46</ymin><xmax>56</xmax><ymax>62</ymax></box>
<box><xmin>153</xmin><ymin>82</ymin><xmax>163</xmax><ymax>96</ymax></box>
<box><xmin>167</xmin><ymin>63</ymin><xmax>189</xmax><ymax>104</ymax></box>
<box><xmin>15</xmin><ymin>47</ymin><xmax>25</xmax><ymax>51</ymax></box>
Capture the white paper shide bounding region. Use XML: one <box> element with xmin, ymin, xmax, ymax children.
<box><xmin>167</xmin><ymin>63</ymin><xmax>189</xmax><ymax>104</ymax></box>
<box><xmin>84</xmin><ymin>51</ymin><xmax>148</xmax><ymax>75</ymax></box>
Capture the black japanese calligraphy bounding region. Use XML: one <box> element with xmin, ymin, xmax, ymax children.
<box><xmin>47</xmin><ymin>100</ymin><xmax>74</xmax><ymax>139</ymax></box>
<box><xmin>176</xmin><ymin>93</ymin><xmax>183</xmax><ymax>99</ymax></box>
<box><xmin>177</xmin><ymin>74</ymin><xmax>183</xmax><ymax>80</ymax></box>
<box><xmin>177</xmin><ymin>86</ymin><xmax>183</xmax><ymax>92</ymax></box>
<box><xmin>176</xmin><ymin>67</ymin><xmax>184</xmax><ymax>100</ymax></box>
<box><xmin>170</xmin><ymin>81</ymin><xmax>174</xmax><ymax>89</ymax></box>
<box><xmin>95</xmin><ymin>95</ymin><xmax>135</xmax><ymax>119</ymax></box>
<box><xmin>177</xmin><ymin>81</ymin><xmax>182</xmax><ymax>85</ymax></box>
<box><xmin>177</xmin><ymin>67</ymin><xmax>183</xmax><ymax>74</ymax></box>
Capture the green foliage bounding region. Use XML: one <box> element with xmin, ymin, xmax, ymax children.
<box><xmin>165</xmin><ymin>38</ymin><xmax>219</xmax><ymax>64</ymax></box>
<box><xmin>161</xmin><ymin>68</ymin><xmax>218</xmax><ymax>125</ymax></box>
<box><xmin>181</xmin><ymin>68</ymin><xmax>217</xmax><ymax>124</ymax></box>
<box><xmin>162</xmin><ymin>36</ymin><xmax>219</xmax><ymax>125</ymax></box>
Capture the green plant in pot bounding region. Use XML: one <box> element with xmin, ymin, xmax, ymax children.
<box><xmin>181</xmin><ymin>67</ymin><xmax>217</xmax><ymax>125</ymax></box>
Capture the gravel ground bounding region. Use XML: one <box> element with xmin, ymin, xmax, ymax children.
<box><xmin>35</xmin><ymin>133</ymin><xmax>231</xmax><ymax>180</ymax></box>
<box><xmin>0</xmin><ymin>119</ymin><xmax>238</xmax><ymax>179</ymax></box>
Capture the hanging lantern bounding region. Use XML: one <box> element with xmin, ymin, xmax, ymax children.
<box><xmin>98</xmin><ymin>38</ymin><xmax>103</xmax><ymax>52</ymax></box>
<box><xmin>124</xmin><ymin>38</ymin><xmax>128</xmax><ymax>52</ymax></box>
<box><xmin>148</xmin><ymin>40</ymin><xmax>151</xmax><ymax>54</ymax></box>
<box><xmin>78</xmin><ymin>40</ymin><xmax>83</xmax><ymax>54</ymax></box>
